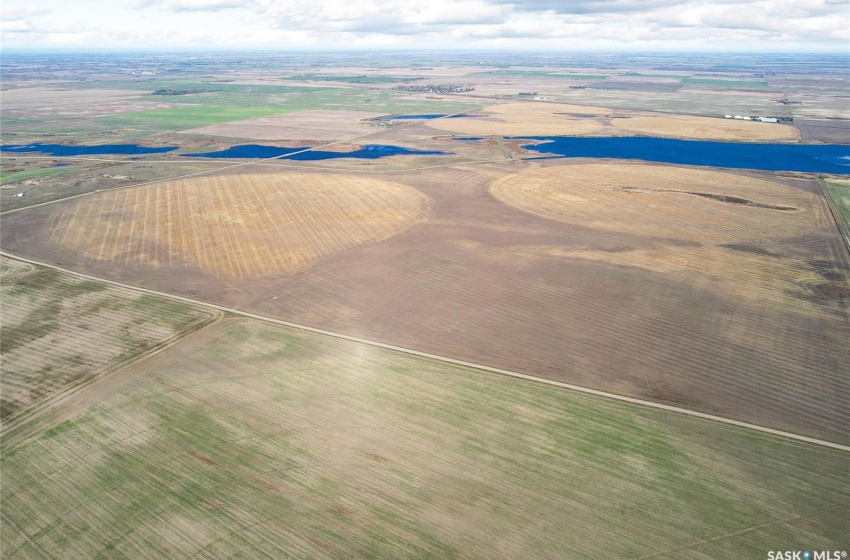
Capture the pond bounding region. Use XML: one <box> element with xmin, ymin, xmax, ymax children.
<box><xmin>371</xmin><ymin>114</ymin><xmax>477</xmax><ymax>121</ymax></box>
<box><xmin>0</xmin><ymin>143</ymin><xmax>179</xmax><ymax>156</ymax></box>
<box><xmin>181</xmin><ymin>144</ymin><xmax>449</xmax><ymax>160</ymax></box>
<box><xmin>511</xmin><ymin>136</ymin><xmax>850</xmax><ymax>174</ymax></box>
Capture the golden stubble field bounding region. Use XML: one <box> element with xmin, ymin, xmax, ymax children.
<box><xmin>610</xmin><ymin>114</ymin><xmax>799</xmax><ymax>141</ymax></box>
<box><xmin>489</xmin><ymin>163</ymin><xmax>836</xmax><ymax>311</ymax></box>
<box><xmin>426</xmin><ymin>102</ymin><xmax>606</xmax><ymax>136</ymax></box>
<box><xmin>47</xmin><ymin>172</ymin><xmax>431</xmax><ymax>278</ymax></box>
<box><xmin>427</xmin><ymin>101</ymin><xmax>799</xmax><ymax>141</ymax></box>
<box><xmin>489</xmin><ymin>163</ymin><xmax>822</xmax><ymax>242</ymax></box>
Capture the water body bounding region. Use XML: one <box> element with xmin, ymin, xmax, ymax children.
<box><xmin>511</xmin><ymin>136</ymin><xmax>850</xmax><ymax>174</ymax></box>
<box><xmin>371</xmin><ymin>114</ymin><xmax>477</xmax><ymax>121</ymax></box>
<box><xmin>181</xmin><ymin>144</ymin><xmax>448</xmax><ymax>160</ymax></box>
<box><xmin>0</xmin><ymin>143</ymin><xmax>178</xmax><ymax>156</ymax></box>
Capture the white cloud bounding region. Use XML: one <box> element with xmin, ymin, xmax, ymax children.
<box><xmin>134</xmin><ymin>0</ymin><xmax>248</xmax><ymax>11</ymax></box>
<box><xmin>0</xmin><ymin>0</ymin><xmax>846</xmax><ymax>50</ymax></box>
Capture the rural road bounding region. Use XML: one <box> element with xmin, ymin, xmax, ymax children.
<box><xmin>3</xmin><ymin>250</ymin><xmax>849</xmax><ymax>453</ymax></box>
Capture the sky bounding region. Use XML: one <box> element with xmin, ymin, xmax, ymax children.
<box><xmin>1</xmin><ymin>0</ymin><xmax>848</xmax><ymax>52</ymax></box>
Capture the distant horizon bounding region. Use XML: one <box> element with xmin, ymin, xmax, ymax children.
<box><xmin>2</xmin><ymin>49</ymin><xmax>848</xmax><ymax>56</ymax></box>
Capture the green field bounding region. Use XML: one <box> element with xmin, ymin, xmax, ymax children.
<box><xmin>7</xmin><ymin>84</ymin><xmax>478</xmax><ymax>139</ymax></box>
<box><xmin>0</xmin><ymin>166</ymin><xmax>78</xmax><ymax>184</ymax></box>
<box><xmin>823</xmin><ymin>179</ymin><xmax>850</xmax><ymax>249</ymax></box>
<box><xmin>99</xmin><ymin>104</ymin><xmax>294</xmax><ymax>131</ymax></box>
<box><xmin>2</xmin><ymin>272</ymin><xmax>848</xmax><ymax>558</ymax></box>
<box><xmin>824</xmin><ymin>180</ymin><xmax>850</xmax><ymax>226</ymax></box>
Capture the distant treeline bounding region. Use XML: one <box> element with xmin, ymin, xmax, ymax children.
<box><xmin>394</xmin><ymin>84</ymin><xmax>474</xmax><ymax>94</ymax></box>
<box><xmin>151</xmin><ymin>88</ymin><xmax>213</xmax><ymax>96</ymax></box>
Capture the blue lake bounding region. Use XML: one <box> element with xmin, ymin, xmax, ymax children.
<box><xmin>0</xmin><ymin>143</ymin><xmax>179</xmax><ymax>156</ymax></box>
<box><xmin>181</xmin><ymin>144</ymin><xmax>448</xmax><ymax>160</ymax></box>
<box><xmin>372</xmin><ymin>114</ymin><xmax>476</xmax><ymax>121</ymax></box>
<box><xmin>511</xmin><ymin>136</ymin><xmax>850</xmax><ymax>174</ymax></box>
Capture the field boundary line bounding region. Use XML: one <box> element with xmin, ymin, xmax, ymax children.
<box><xmin>3</xmin><ymin>250</ymin><xmax>849</xmax><ymax>453</ymax></box>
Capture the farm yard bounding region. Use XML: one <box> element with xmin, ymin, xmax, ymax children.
<box><xmin>2</xmin><ymin>311</ymin><xmax>849</xmax><ymax>559</ymax></box>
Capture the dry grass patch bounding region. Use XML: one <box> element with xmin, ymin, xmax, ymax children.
<box><xmin>489</xmin><ymin>163</ymin><xmax>824</xmax><ymax>242</ymax></box>
<box><xmin>427</xmin><ymin>102</ymin><xmax>605</xmax><ymax>136</ymax></box>
<box><xmin>611</xmin><ymin>114</ymin><xmax>799</xmax><ymax>141</ymax></box>
<box><xmin>49</xmin><ymin>172</ymin><xmax>430</xmax><ymax>278</ymax></box>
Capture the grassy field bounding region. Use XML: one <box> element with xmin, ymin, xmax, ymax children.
<box><xmin>5</xmin><ymin>83</ymin><xmax>479</xmax><ymax>141</ymax></box>
<box><xmin>823</xmin><ymin>179</ymin><xmax>850</xmax><ymax>228</ymax></box>
<box><xmin>0</xmin><ymin>167</ymin><xmax>78</xmax><ymax>184</ymax></box>
<box><xmin>1</xmin><ymin>313</ymin><xmax>848</xmax><ymax>559</ymax></box>
<box><xmin>0</xmin><ymin>256</ymin><xmax>217</xmax><ymax>425</ymax></box>
<box><xmin>47</xmin><ymin>171</ymin><xmax>431</xmax><ymax>278</ymax></box>
<box><xmin>822</xmin><ymin>179</ymin><xmax>850</xmax><ymax>249</ymax></box>
<box><xmin>98</xmin><ymin>105</ymin><xmax>295</xmax><ymax>132</ymax></box>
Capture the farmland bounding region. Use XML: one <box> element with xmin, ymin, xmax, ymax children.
<box><xmin>178</xmin><ymin>109</ymin><xmax>387</xmax><ymax>141</ymax></box>
<box><xmin>46</xmin><ymin>172</ymin><xmax>430</xmax><ymax>278</ymax></box>
<box><xmin>2</xmin><ymin>51</ymin><xmax>850</xmax><ymax>559</ymax></box>
<box><xmin>425</xmin><ymin>102</ymin><xmax>606</xmax><ymax>136</ymax></box>
<box><xmin>425</xmin><ymin>101</ymin><xmax>799</xmax><ymax>141</ymax></box>
<box><xmin>609</xmin><ymin>114</ymin><xmax>798</xmax><ymax>141</ymax></box>
<box><xmin>488</xmin><ymin>163</ymin><xmax>819</xmax><ymax>242</ymax></box>
<box><xmin>0</xmin><ymin>255</ymin><xmax>217</xmax><ymax>429</ymax></box>
<box><xmin>5</xmin><ymin>158</ymin><xmax>848</xmax><ymax>445</ymax></box>
<box><xmin>2</xmin><ymin>311</ymin><xmax>849</xmax><ymax>559</ymax></box>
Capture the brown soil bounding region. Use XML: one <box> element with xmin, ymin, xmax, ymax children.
<box><xmin>2</xmin><ymin>161</ymin><xmax>849</xmax><ymax>444</ymax></box>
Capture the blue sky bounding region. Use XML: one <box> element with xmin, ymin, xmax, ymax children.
<box><xmin>1</xmin><ymin>0</ymin><xmax>848</xmax><ymax>52</ymax></box>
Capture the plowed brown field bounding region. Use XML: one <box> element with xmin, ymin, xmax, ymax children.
<box><xmin>47</xmin><ymin>172</ymin><xmax>430</xmax><ymax>278</ymax></box>
<box><xmin>3</xmin><ymin>161</ymin><xmax>848</xmax><ymax>444</ymax></box>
